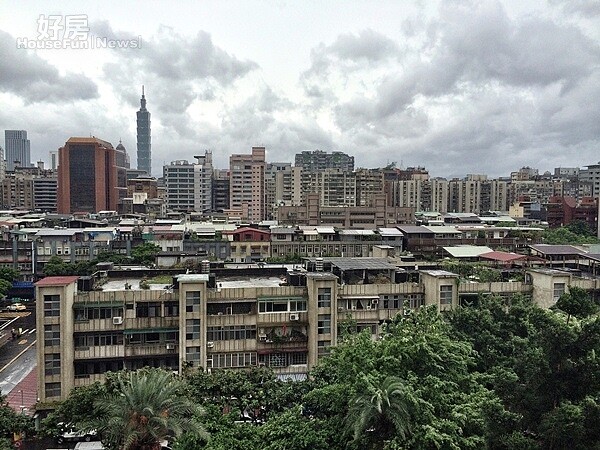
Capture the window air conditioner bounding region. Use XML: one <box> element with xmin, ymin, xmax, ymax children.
<box><xmin>259</xmin><ymin>334</ymin><xmax>267</xmax><ymax>341</ymax></box>
<box><xmin>112</xmin><ymin>316</ymin><xmax>123</xmax><ymax>325</ymax></box>
<box><xmin>207</xmin><ymin>341</ymin><xmax>214</xmax><ymax>348</ymax></box>
<box><xmin>166</xmin><ymin>344</ymin><xmax>175</xmax><ymax>350</ymax></box>
<box><xmin>290</xmin><ymin>313</ymin><xmax>299</xmax><ymax>321</ymax></box>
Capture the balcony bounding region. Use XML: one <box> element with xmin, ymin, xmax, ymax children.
<box><xmin>457</xmin><ymin>281</ymin><xmax>531</xmax><ymax>294</ymax></box>
<box><xmin>125</xmin><ymin>343</ymin><xmax>178</xmax><ymax>357</ymax></box>
<box><xmin>257</xmin><ymin>312</ymin><xmax>308</xmax><ymax>324</ymax></box>
<box><xmin>74</xmin><ymin>373</ymin><xmax>107</xmax><ymax>387</ymax></box>
<box><xmin>127</xmin><ymin>316</ymin><xmax>179</xmax><ymax>329</ymax></box>
<box><xmin>74</xmin><ymin>345</ymin><xmax>125</xmax><ymax>360</ymax></box>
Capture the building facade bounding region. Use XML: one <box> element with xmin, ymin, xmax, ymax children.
<box><xmin>163</xmin><ymin>152</ymin><xmax>213</xmax><ymax>213</ymax></box>
<box><xmin>57</xmin><ymin>137</ymin><xmax>119</xmax><ymax>214</ymax></box>
<box><xmin>136</xmin><ymin>87</ymin><xmax>152</xmax><ymax>176</ymax></box>
<box><xmin>229</xmin><ymin>147</ymin><xmax>266</xmax><ymax>222</ymax></box>
<box><xmin>5</xmin><ymin>130</ymin><xmax>31</xmax><ymax>171</ymax></box>
<box><xmin>294</xmin><ymin>150</ymin><xmax>354</xmax><ymax>172</ymax></box>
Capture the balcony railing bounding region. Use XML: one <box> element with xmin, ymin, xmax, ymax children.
<box><xmin>74</xmin><ymin>345</ymin><xmax>125</xmax><ymax>360</ymax></box>
<box><xmin>124</xmin><ymin>343</ymin><xmax>178</xmax><ymax>357</ymax></box>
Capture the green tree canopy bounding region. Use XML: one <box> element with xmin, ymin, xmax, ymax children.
<box><xmin>83</xmin><ymin>369</ymin><xmax>208</xmax><ymax>450</ymax></box>
<box><xmin>131</xmin><ymin>243</ymin><xmax>161</xmax><ymax>266</ymax></box>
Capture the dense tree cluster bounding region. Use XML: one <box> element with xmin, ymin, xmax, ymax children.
<box><xmin>542</xmin><ymin>221</ymin><xmax>600</xmax><ymax>245</ymax></box>
<box><xmin>37</xmin><ymin>288</ymin><xmax>600</xmax><ymax>449</ymax></box>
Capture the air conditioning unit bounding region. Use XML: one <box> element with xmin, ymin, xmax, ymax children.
<box><xmin>259</xmin><ymin>334</ymin><xmax>267</xmax><ymax>341</ymax></box>
<box><xmin>207</xmin><ymin>341</ymin><xmax>214</xmax><ymax>348</ymax></box>
<box><xmin>112</xmin><ymin>316</ymin><xmax>123</xmax><ymax>325</ymax></box>
<box><xmin>166</xmin><ymin>344</ymin><xmax>175</xmax><ymax>350</ymax></box>
<box><xmin>290</xmin><ymin>313</ymin><xmax>299</xmax><ymax>321</ymax></box>
<box><xmin>371</xmin><ymin>298</ymin><xmax>379</xmax><ymax>305</ymax></box>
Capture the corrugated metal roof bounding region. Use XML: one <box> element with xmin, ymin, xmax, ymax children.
<box><xmin>306</xmin><ymin>257</ymin><xmax>396</xmax><ymax>271</ymax></box>
<box><xmin>424</xmin><ymin>226</ymin><xmax>462</xmax><ymax>234</ymax></box>
<box><xmin>479</xmin><ymin>251</ymin><xmax>526</xmax><ymax>262</ymax></box>
<box><xmin>529</xmin><ymin>244</ymin><xmax>585</xmax><ymax>255</ymax></box>
<box><xmin>315</xmin><ymin>226</ymin><xmax>336</xmax><ymax>234</ymax></box>
<box><xmin>378</xmin><ymin>228</ymin><xmax>403</xmax><ymax>236</ymax></box>
<box><xmin>339</xmin><ymin>229</ymin><xmax>375</xmax><ymax>235</ymax></box>
<box><xmin>443</xmin><ymin>246</ymin><xmax>494</xmax><ymax>258</ymax></box>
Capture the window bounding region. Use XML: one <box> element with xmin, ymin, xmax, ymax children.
<box><xmin>212</xmin><ymin>352</ymin><xmax>257</xmax><ymax>368</ymax></box>
<box><xmin>553</xmin><ymin>283</ymin><xmax>566</xmax><ymax>300</ymax></box>
<box><xmin>44</xmin><ymin>324</ymin><xmax>60</xmax><ymax>347</ymax></box>
<box><xmin>44</xmin><ymin>294</ymin><xmax>60</xmax><ymax>317</ymax></box>
<box><xmin>136</xmin><ymin>302</ymin><xmax>161</xmax><ymax>318</ymax></box>
<box><xmin>164</xmin><ymin>301</ymin><xmax>179</xmax><ymax>317</ymax></box>
<box><xmin>186</xmin><ymin>319</ymin><xmax>201</xmax><ymax>340</ymax></box>
<box><xmin>289</xmin><ymin>300</ymin><xmax>307</xmax><ymax>312</ymax></box>
<box><xmin>318</xmin><ymin>288</ymin><xmax>331</xmax><ymax>308</ymax></box>
<box><xmin>318</xmin><ymin>340</ymin><xmax>331</xmax><ymax>357</ymax></box>
<box><xmin>44</xmin><ymin>353</ymin><xmax>61</xmax><ymax>376</ymax></box>
<box><xmin>75</xmin><ymin>333</ymin><xmax>123</xmax><ymax>348</ymax></box>
<box><xmin>74</xmin><ymin>306</ymin><xmax>123</xmax><ymax>320</ymax></box>
<box><xmin>186</xmin><ymin>346</ymin><xmax>201</xmax><ymax>366</ymax></box>
<box><xmin>440</xmin><ymin>285</ymin><xmax>453</xmax><ymax>305</ymax></box>
<box><xmin>207</xmin><ymin>325</ymin><xmax>257</xmax><ymax>341</ymax></box>
<box><xmin>259</xmin><ymin>298</ymin><xmax>307</xmax><ymax>313</ymax></box>
<box><xmin>45</xmin><ymin>382</ymin><xmax>61</xmax><ymax>398</ymax></box>
<box><xmin>186</xmin><ymin>291</ymin><xmax>201</xmax><ymax>313</ymax></box>
<box><xmin>318</xmin><ymin>314</ymin><xmax>331</xmax><ymax>334</ymax></box>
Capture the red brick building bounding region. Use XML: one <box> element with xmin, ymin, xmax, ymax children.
<box><xmin>546</xmin><ymin>196</ymin><xmax>598</xmax><ymax>230</ymax></box>
<box><xmin>57</xmin><ymin>137</ymin><xmax>118</xmax><ymax>214</ymax></box>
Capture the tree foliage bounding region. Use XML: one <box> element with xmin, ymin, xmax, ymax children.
<box><xmin>83</xmin><ymin>369</ymin><xmax>208</xmax><ymax>450</ymax></box>
<box><xmin>131</xmin><ymin>243</ymin><xmax>161</xmax><ymax>266</ymax></box>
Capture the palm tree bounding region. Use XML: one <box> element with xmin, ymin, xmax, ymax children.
<box><xmin>345</xmin><ymin>375</ymin><xmax>414</xmax><ymax>450</ymax></box>
<box><xmin>85</xmin><ymin>369</ymin><xmax>208</xmax><ymax>450</ymax></box>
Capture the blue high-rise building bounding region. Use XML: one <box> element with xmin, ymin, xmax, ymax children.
<box><xmin>136</xmin><ymin>86</ymin><xmax>151</xmax><ymax>176</ymax></box>
<box><xmin>5</xmin><ymin>130</ymin><xmax>31</xmax><ymax>171</ymax></box>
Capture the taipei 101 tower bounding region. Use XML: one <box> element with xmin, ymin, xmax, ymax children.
<box><xmin>136</xmin><ymin>86</ymin><xmax>151</xmax><ymax>175</ymax></box>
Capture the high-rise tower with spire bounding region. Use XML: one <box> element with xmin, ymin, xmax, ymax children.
<box><xmin>136</xmin><ymin>86</ymin><xmax>151</xmax><ymax>175</ymax></box>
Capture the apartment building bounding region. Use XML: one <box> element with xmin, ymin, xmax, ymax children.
<box><xmin>265</xmin><ymin>163</ymin><xmax>294</xmax><ymax>220</ymax></box>
<box><xmin>33</xmin><ymin>264</ymin><xmax>452</xmax><ymax>402</ymax></box>
<box><xmin>300</xmin><ymin>169</ymin><xmax>356</xmax><ymax>207</ymax></box>
<box><xmin>163</xmin><ymin>152</ymin><xmax>213</xmax><ymax>213</ymax></box>
<box><xmin>229</xmin><ymin>147</ymin><xmax>266</xmax><ymax>222</ymax></box>
<box><xmin>278</xmin><ymin>193</ymin><xmax>415</xmax><ymax>229</ymax></box>
<box><xmin>294</xmin><ymin>150</ymin><xmax>354</xmax><ymax>172</ymax></box>
<box><xmin>580</xmin><ymin>162</ymin><xmax>600</xmax><ymax>198</ymax></box>
<box><xmin>36</xmin><ymin>261</ymin><xmax>600</xmax><ymax>402</ymax></box>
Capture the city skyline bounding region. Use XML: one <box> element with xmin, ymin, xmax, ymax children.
<box><xmin>0</xmin><ymin>1</ymin><xmax>599</xmax><ymax>177</ymax></box>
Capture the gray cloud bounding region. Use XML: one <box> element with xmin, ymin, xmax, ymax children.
<box><xmin>96</xmin><ymin>22</ymin><xmax>258</xmax><ymax>126</ymax></box>
<box><xmin>2</xmin><ymin>1</ymin><xmax>600</xmax><ymax>180</ymax></box>
<box><xmin>0</xmin><ymin>30</ymin><xmax>98</xmax><ymax>104</ymax></box>
<box><xmin>549</xmin><ymin>0</ymin><xmax>600</xmax><ymax>16</ymax></box>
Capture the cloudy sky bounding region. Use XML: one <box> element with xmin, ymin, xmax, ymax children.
<box><xmin>1</xmin><ymin>0</ymin><xmax>599</xmax><ymax>178</ymax></box>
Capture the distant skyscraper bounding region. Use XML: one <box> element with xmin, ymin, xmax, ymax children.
<box><xmin>57</xmin><ymin>137</ymin><xmax>119</xmax><ymax>214</ymax></box>
<box><xmin>0</xmin><ymin>146</ymin><xmax>5</xmax><ymax>181</ymax></box>
<box><xmin>5</xmin><ymin>130</ymin><xmax>31</xmax><ymax>171</ymax></box>
<box><xmin>136</xmin><ymin>86</ymin><xmax>151</xmax><ymax>176</ymax></box>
